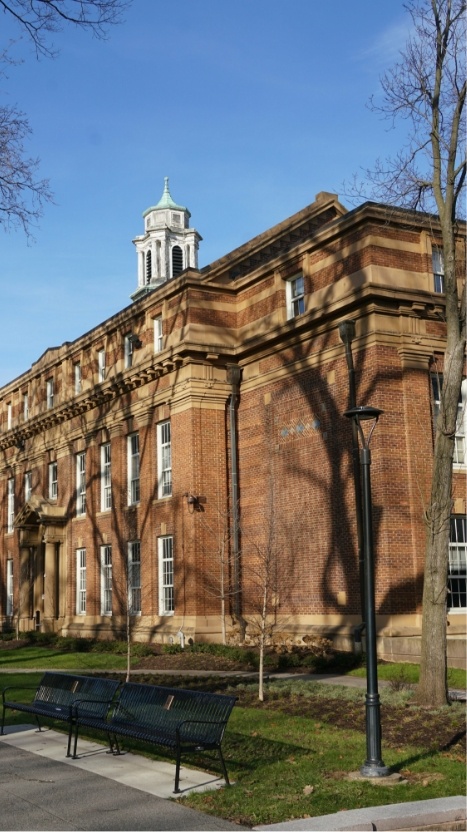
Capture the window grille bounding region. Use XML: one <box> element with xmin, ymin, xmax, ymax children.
<box><xmin>432</xmin><ymin>248</ymin><xmax>445</xmax><ymax>293</ymax></box>
<box><xmin>128</xmin><ymin>433</ymin><xmax>140</xmax><ymax>504</ymax></box>
<box><xmin>6</xmin><ymin>560</ymin><xmax>13</xmax><ymax>616</ymax></box>
<box><xmin>100</xmin><ymin>545</ymin><xmax>112</xmax><ymax>615</ymax></box>
<box><xmin>158</xmin><ymin>536</ymin><xmax>174</xmax><ymax>615</ymax></box>
<box><xmin>46</xmin><ymin>378</ymin><xmax>54</xmax><ymax>410</ymax></box>
<box><xmin>286</xmin><ymin>274</ymin><xmax>305</xmax><ymax>319</ymax></box>
<box><xmin>48</xmin><ymin>462</ymin><xmax>58</xmax><ymax>500</ymax></box>
<box><xmin>76</xmin><ymin>548</ymin><xmax>86</xmax><ymax>614</ymax></box>
<box><xmin>154</xmin><ymin>316</ymin><xmax>163</xmax><ymax>352</ymax></box>
<box><xmin>157</xmin><ymin>421</ymin><xmax>172</xmax><ymax>498</ymax></box>
<box><xmin>7</xmin><ymin>478</ymin><xmax>14</xmax><ymax>533</ymax></box>
<box><xmin>76</xmin><ymin>452</ymin><xmax>86</xmax><ymax>515</ymax></box>
<box><xmin>146</xmin><ymin>250</ymin><xmax>152</xmax><ymax>284</ymax></box>
<box><xmin>448</xmin><ymin>517</ymin><xmax>466</xmax><ymax>609</ymax></box>
<box><xmin>101</xmin><ymin>443</ymin><xmax>111</xmax><ymax>510</ymax></box>
<box><xmin>128</xmin><ymin>541</ymin><xmax>141</xmax><ymax>614</ymax></box>
<box><xmin>431</xmin><ymin>375</ymin><xmax>466</xmax><ymax>466</ymax></box>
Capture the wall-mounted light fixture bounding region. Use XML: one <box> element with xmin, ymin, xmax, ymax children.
<box><xmin>15</xmin><ymin>438</ymin><xmax>25</xmax><ymax>452</ymax></box>
<box><xmin>183</xmin><ymin>493</ymin><xmax>206</xmax><ymax>512</ymax></box>
<box><xmin>128</xmin><ymin>334</ymin><xmax>143</xmax><ymax>349</ymax></box>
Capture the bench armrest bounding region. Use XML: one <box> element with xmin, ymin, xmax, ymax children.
<box><xmin>176</xmin><ymin>718</ymin><xmax>228</xmax><ymax>741</ymax></box>
<box><xmin>73</xmin><ymin>697</ymin><xmax>115</xmax><ymax>717</ymax></box>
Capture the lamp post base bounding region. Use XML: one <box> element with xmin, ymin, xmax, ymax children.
<box><xmin>360</xmin><ymin>761</ymin><xmax>391</xmax><ymax>778</ymax></box>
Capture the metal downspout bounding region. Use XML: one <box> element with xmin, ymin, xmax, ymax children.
<box><xmin>226</xmin><ymin>364</ymin><xmax>242</xmax><ymax>617</ymax></box>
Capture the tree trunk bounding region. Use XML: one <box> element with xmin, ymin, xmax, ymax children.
<box><xmin>417</xmin><ymin>226</ymin><xmax>465</xmax><ymax>705</ymax></box>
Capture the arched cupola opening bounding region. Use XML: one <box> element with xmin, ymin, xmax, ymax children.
<box><xmin>172</xmin><ymin>245</ymin><xmax>183</xmax><ymax>277</ymax></box>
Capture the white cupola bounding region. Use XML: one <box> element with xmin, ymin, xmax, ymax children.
<box><xmin>131</xmin><ymin>178</ymin><xmax>202</xmax><ymax>301</ymax></box>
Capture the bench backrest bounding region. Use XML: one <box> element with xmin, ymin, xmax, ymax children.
<box><xmin>111</xmin><ymin>682</ymin><xmax>237</xmax><ymax>744</ymax></box>
<box><xmin>35</xmin><ymin>672</ymin><xmax>120</xmax><ymax>718</ymax></box>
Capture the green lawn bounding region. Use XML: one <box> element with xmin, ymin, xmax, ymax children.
<box><xmin>348</xmin><ymin>661</ymin><xmax>466</xmax><ymax>689</ymax></box>
<box><xmin>0</xmin><ymin>646</ymin><xmax>132</xmax><ymax>671</ymax></box>
<box><xmin>0</xmin><ymin>666</ymin><xmax>464</xmax><ymax>827</ymax></box>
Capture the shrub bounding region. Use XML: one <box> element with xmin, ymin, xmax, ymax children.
<box><xmin>24</xmin><ymin>631</ymin><xmax>58</xmax><ymax>647</ymax></box>
<box><xmin>55</xmin><ymin>636</ymin><xmax>91</xmax><ymax>652</ymax></box>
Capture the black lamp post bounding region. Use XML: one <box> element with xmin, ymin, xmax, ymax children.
<box><xmin>344</xmin><ymin>405</ymin><xmax>390</xmax><ymax>778</ymax></box>
<box><xmin>338</xmin><ymin>320</ymin><xmax>365</xmax><ymax>624</ymax></box>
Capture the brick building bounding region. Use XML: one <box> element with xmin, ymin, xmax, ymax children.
<box><xmin>0</xmin><ymin>182</ymin><xmax>465</xmax><ymax>664</ymax></box>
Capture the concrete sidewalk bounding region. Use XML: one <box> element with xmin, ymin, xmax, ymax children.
<box><xmin>2</xmin><ymin>724</ymin><xmax>465</xmax><ymax>832</ymax></box>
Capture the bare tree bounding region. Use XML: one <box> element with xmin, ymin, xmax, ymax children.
<box><xmin>353</xmin><ymin>0</ymin><xmax>465</xmax><ymax>706</ymax></box>
<box><xmin>0</xmin><ymin>0</ymin><xmax>130</xmax><ymax>237</ymax></box>
<box><xmin>0</xmin><ymin>0</ymin><xmax>129</xmax><ymax>58</ymax></box>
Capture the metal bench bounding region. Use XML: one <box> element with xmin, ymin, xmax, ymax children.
<box><xmin>72</xmin><ymin>681</ymin><xmax>237</xmax><ymax>793</ymax></box>
<box><xmin>1</xmin><ymin>671</ymin><xmax>120</xmax><ymax>757</ymax></box>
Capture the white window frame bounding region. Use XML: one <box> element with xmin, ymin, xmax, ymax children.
<box><xmin>7</xmin><ymin>402</ymin><xmax>12</xmax><ymax>430</ymax></box>
<box><xmin>128</xmin><ymin>541</ymin><xmax>141</xmax><ymax>615</ymax></box>
<box><xmin>127</xmin><ymin>433</ymin><xmax>140</xmax><ymax>505</ymax></box>
<box><xmin>23</xmin><ymin>392</ymin><xmax>29</xmax><ymax>421</ymax></box>
<box><xmin>286</xmin><ymin>274</ymin><xmax>305</xmax><ymax>320</ymax></box>
<box><xmin>100</xmin><ymin>443</ymin><xmax>112</xmax><ymax>511</ymax></box>
<box><xmin>24</xmin><ymin>471</ymin><xmax>32</xmax><ymax>502</ymax></box>
<box><xmin>154</xmin><ymin>316</ymin><xmax>163</xmax><ymax>352</ymax></box>
<box><xmin>7</xmin><ymin>478</ymin><xmax>14</xmax><ymax>533</ymax></box>
<box><xmin>76</xmin><ymin>548</ymin><xmax>86</xmax><ymax>615</ymax></box>
<box><xmin>448</xmin><ymin>516</ymin><xmax>466</xmax><ymax>611</ymax></box>
<box><xmin>98</xmin><ymin>348</ymin><xmax>106</xmax><ymax>382</ymax></box>
<box><xmin>124</xmin><ymin>334</ymin><xmax>134</xmax><ymax>369</ymax></box>
<box><xmin>6</xmin><ymin>559</ymin><xmax>13</xmax><ymax>616</ymax></box>
<box><xmin>157</xmin><ymin>420</ymin><xmax>172</xmax><ymax>498</ymax></box>
<box><xmin>100</xmin><ymin>545</ymin><xmax>112</xmax><ymax>616</ymax></box>
<box><xmin>46</xmin><ymin>378</ymin><xmax>54</xmax><ymax>410</ymax></box>
<box><xmin>74</xmin><ymin>362</ymin><xmax>82</xmax><ymax>395</ymax></box>
<box><xmin>158</xmin><ymin>535</ymin><xmax>174</xmax><ymax>616</ymax></box>
<box><xmin>76</xmin><ymin>451</ymin><xmax>86</xmax><ymax>516</ymax></box>
<box><xmin>48</xmin><ymin>461</ymin><xmax>58</xmax><ymax>500</ymax></box>
<box><xmin>432</xmin><ymin>375</ymin><xmax>466</xmax><ymax>467</ymax></box>
<box><xmin>432</xmin><ymin>247</ymin><xmax>445</xmax><ymax>293</ymax></box>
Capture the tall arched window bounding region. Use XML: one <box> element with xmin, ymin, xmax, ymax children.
<box><xmin>146</xmin><ymin>250</ymin><xmax>152</xmax><ymax>284</ymax></box>
<box><xmin>172</xmin><ymin>245</ymin><xmax>183</xmax><ymax>277</ymax></box>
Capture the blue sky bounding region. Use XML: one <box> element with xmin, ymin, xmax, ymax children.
<box><xmin>0</xmin><ymin>0</ymin><xmax>411</xmax><ymax>386</ymax></box>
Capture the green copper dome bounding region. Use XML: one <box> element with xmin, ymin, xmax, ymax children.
<box><xmin>143</xmin><ymin>177</ymin><xmax>190</xmax><ymax>218</ymax></box>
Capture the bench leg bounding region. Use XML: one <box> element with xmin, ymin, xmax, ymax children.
<box><xmin>217</xmin><ymin>746</ymin><xmax>231</xmax><ymax>787</ymax></box>
<box><xmin>35</xmin><ymin>716</ymin><xmax>43</xmax><ymax>732</ymax></box>
<box><xmin>1</xmin><ymin>705</ymin><xmax>5</xmax><ymax>735</ymax></box>
<box><xmin>108</xmin><ymin>733</ymin><xmax>121</xmax><ymax>755</ymax></box>
<box><xmin>66</xmin><ymin>723</ymin><xmax>73</xmax><ymax>758</ymax></box>
<box><xmin>174</xmin><ymin>745</ymin><xmax>182</xmax><ymax>793</ymax></box>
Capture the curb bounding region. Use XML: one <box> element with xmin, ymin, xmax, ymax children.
<box><xmin>253</xmin><ymin>796</ymin><xmax>466</xmax><ymax>831</ymax></box>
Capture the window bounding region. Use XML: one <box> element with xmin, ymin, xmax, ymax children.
<box><xmin>431</xmin><ymin>375</ymin><xmax>466</xmax><ymax>466</ymax></box>
<box><xmin>128</xmin><ymin>433</ymin><xmax>140</xmax><ymax>504</ymax></box>
<box><xmin>6</xmin><ymin>559</ymin><xmax>13</xmax><ymax>616</ymax></box>
<box><xmin>46</xmin><ymin>378</ymin><xmax>54</xmax><ymax>409</ymax></box>
<box><xmin>154</xmin><ymin>316</ymin><xmax>163</xmax><ymax>352</ymax></box>
<box><xmin>7</xmin><ymin>403</ymin><xmax>12</xmax><ymax>430</ymax></box>
<box><xmin>76</xmin><ymin>452</ymin><xmax>86</xmax><ymax>516</ymax></box>
<box><xmin>7</xmin><ymin>478</ymin><xmax>14</xmax><ymax>533</ymax></box>
<box><xmin>432</xmin><ymin>248</ymin><xmax>445</xmax><ymax>293</ymax></box>
<box><xmin>100</xmin><ymin>545</ymin><xmax>112</xmax><ymax>615</ymax></box>
<box><xmin>76</xmin><ymin>548</ymin><xmax>86</xmax><ymax>614</ymax></box>
<box><xmin>74</xmin><ymin>363</ymin><xmax>82</xmax><ymax>395</ymax></box>
<box><xmin>128</xmin><ymin>541</ymin><xmax>141</xmax><ymax>614</ymax></box>
<box><xmin>24</xmin><ymin>471</ymin><xmax>32</xmax><ymax>502</ymax></box>
<box><xmin>172</xmin><ymin>245</ymin><xmax>183</xmax><ymax>277</ymax></box>
<box><xmin>100</xmin><ymin>443</ymin><xmax>111</xmax><ymax>511</ymax></box>
<box><xmin>48</xmin><ymin>461</ymin><xmax>58</xmax><ymax>500</ymax></box>
<box><xmin>158</xmin><ymin>536</ymin><xmax>174</xmax><ymax>615</ymax></box>
<box><xmin>448</xmin><ymin>516</ymin><xmax>466</xmax><ymax>610</ymax></box>
<box><xmin>23</xmin><ymin>393</ymin><xmax>29</xmax><ymax>421</ymax></box>
<box><xmin>157</xmin><ymin>421</ymin><xmax>172</xmax><ymax>498</ymax></box>
<box><xmin>98</xmin><ymin>349</ymin><xmax>106</xmax><ymax>382</ymax></box>
<box><xmin>286</xmin><ymin>274</ymin><xmax>305</xmax><ymax>319</ymax></box>
<box><xmin>124</xmin><ymin>334</ymin><xmax>134</xmax><ymax>369</ymax></box>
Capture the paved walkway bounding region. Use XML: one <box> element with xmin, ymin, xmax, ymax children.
<box><xmin>1</xmin><ymin>670</ymin><xmax>465</xmax><ymax>830</ymax></box>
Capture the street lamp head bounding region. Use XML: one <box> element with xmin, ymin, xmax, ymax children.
<box><xmin>344</xmin><ymin>406</ymin><xmax>384</xmax><ymax>422</ymax></box>
<box><xmin>338</xmin><ymin>319</ymin><xmax>356</xmax><ymax>346</ymax></box>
